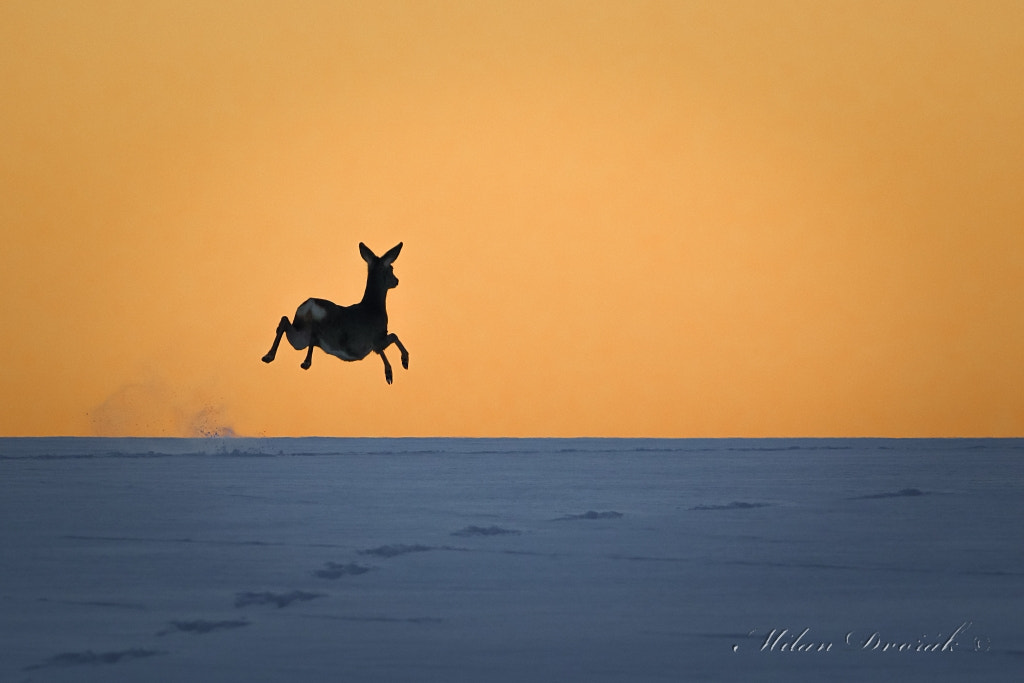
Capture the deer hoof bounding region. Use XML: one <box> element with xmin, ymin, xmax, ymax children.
<box><xmin>261</xmin><ymin>354</ymin><xmax>274</xmax><ymax>363</ymax></box>
<box><xmin>301</xmin><ymin>361</ymin><xmax>311</xmax><ymax>370</ymax></box>
<box><xmin>401</xmin><ymin>355</ymin><xmax>409</xmax><ymax>370</ymax></box>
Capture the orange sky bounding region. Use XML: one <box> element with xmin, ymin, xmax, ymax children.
<box><xmin>2</xmin><ymin>1</ymin><xmax>1023</xmax><ymax>437</ymax></box>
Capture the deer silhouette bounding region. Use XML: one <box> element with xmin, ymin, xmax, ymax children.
<box><xmin>261</xmin><ymin>242</ymin><xmax>409</xmax><ymax>384</ymax></box>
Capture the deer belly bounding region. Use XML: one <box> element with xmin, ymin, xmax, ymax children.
<box><xmin>319</xmin><ymin>338</ymin><xmax>369</xmax><ymax>362</ymax></box>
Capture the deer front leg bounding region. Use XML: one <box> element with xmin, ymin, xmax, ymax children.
<box><xmin>381</xmin><ymin>333</ymin><xmax>409</xmax><ymax>370</ymax></box>
<box><xmin>262</xmin><ymin>316</ymin><xmax>291</xmax><ymax>363</ymax></box>
<box><xmin>377</xmin><ymin>350</ymin><xmax>394</xmax><ymax>384</ymax></box>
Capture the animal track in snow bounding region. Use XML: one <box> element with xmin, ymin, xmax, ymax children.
<box><xmin>554</xmin><ymin>510</ymin><xmax>623</xmax><ymax>521</ymax></box>
<box><xmin>359</xmin><ymin>543</ymin><xmax>434</xmax><ymax>558</ymax></box>
<box><xmin>851</xmin><ymin>488</ymin><xmax>927</xmax><ymax>500</ymax></box>
<box><xmin>358</xmin><ymin>543</ymin><xmax>465</xmax><ymax>558</ymax></box>
<box><xmin>314</xmin><ymin>562</ymin><xmax>374</xmax><ymax>579</ymax></box>
<box><xmin>234</xmin><ymin>590</ymin><xmax>324</xmax><ymax>608</ymax></box>
<box><xmin>689</xmin><ymin>501</ymin><xmax>772</xmax><ymax>511</ymax></box>
<box><xmin>451</xmin><ymin>525</ymin><xmax>521</xmax><ymax>537</ymax></box>
<box><xmin>25</xmin><ymin>648</ymin><xmax>163</xmax><ymax>671</ymax></box>
<box><xmin>158</xmin><ymin>619</ymin><xmax>249</xmax><ymax>635</ymax></box>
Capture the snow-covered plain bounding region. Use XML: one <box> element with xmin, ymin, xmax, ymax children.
<box><xmin>1</xmin><ymin>438</ymin><xmax>1022</xmax><ymax>682</ymax></box>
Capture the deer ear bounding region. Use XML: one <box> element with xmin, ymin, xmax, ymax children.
<box><xmin>359</xmin><ymin>242</ymin><xmax>376</xmax><ymax>263</ymax></box>
<box><xmin>381</xmin><ymin>242</ymin><xmax>403</xmax><ymax>264</ymax></box>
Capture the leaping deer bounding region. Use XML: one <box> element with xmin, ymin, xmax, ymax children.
<box><xmin>261</xmin><ymin>242</ymin><xmax>409</xmax><ymax>384</ymax></box>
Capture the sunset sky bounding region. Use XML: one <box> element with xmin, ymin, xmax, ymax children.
<box><xmin>2</xmin><ymin>1</ymin><xmax>1023</xmax><ymax>437</ymax></box>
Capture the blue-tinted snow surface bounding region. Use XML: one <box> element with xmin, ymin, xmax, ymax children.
<box><xmin>1</xmin><ymin>437</ymin><xmax>1023</xmax><ymax>682</ymax></box>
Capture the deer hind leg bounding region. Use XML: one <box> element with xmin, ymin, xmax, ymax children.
<box><xmin>300</xmin><ymin>339</ymin><xmax>315</xmax><ymax>370</ymax></box>
<box><xmin>262</xmin><ymin>315</ymin><xmax>315</xmax><ymax>366</ymax></box>
<box><xmin>262</xmin><ymin>316</ymin><xmax>292</xmax><ymax>363</ymax></box>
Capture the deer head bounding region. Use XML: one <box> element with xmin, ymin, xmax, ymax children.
<box><xmin>360</xmin><ymin>242</ymin><xmax>403</xmax><ymax>291</ymax></box>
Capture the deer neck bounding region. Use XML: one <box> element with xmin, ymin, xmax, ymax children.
<box><xmin>360</xmin><ymin>278</ymin><xmax>390</xmax><ymax>311</ymax></box>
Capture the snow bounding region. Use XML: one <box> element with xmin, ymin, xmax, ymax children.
<box><xmin>2</xmin><ymin>438</ymin><xmax>1022</xmax><ymax>681</ymax></box>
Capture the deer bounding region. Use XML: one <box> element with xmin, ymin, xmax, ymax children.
<box><xmin>261</xmin><ymin>242</ymin><xmax>409</xmax><ymax>384</ymax></box>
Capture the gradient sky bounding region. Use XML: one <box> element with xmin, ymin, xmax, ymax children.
<box><xmin>2</xmin><ymin>1</ymin><xmax>1023</xmax><ymax>437</ymax></box>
